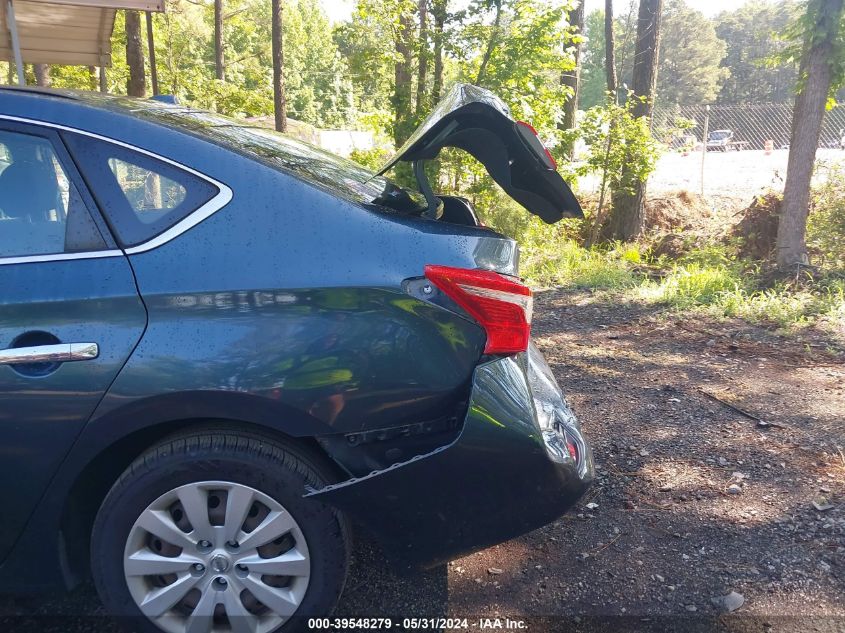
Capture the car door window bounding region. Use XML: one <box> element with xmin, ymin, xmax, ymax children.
<box><xmin>0</xmin><ymin>129</ymin><xmax>106</xmax><ymax>258</ymax></box>
<box><xmin>63</xmin><ymin>133</ymin><xmax>219</xmax><ymax>248</ymax></box>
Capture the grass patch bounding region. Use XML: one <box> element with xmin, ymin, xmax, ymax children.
<box><xmin>522</xmin><ymin>241</ymin><xmax>639</xmax><ymax>289</ymax></box>
<box><xmin>518</xmin><ymin>227</ymin><xmax>845</xmax><ymax>329</ymax></box>
<box><xmin>717</xmin><ymin>281</ymin><xmax>845</xmax><ymax>326</ymax></box>
<box><xmin>520</xmin><ymin>219</ymin><xmax>641</xmax><ymax>289</ymax></box>
<box><xmin>638</xmin><ymin>263</ymin><xmax>742</xmax><ymax>308</ymax></box>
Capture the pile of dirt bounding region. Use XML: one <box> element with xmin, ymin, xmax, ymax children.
<box><xmin>644</xmin><ymin>190</ymin><xmax>712</xmax><ymax>231</ymax></box>
<box><xmin>651</xmin><ymin>232</ymin><xmax>692</xmax><ymax>259</ymax></box>
<box><xmin>729</xmin><ymin>193</ymin><xmax>782</xmax><ymax>260</ymax></box>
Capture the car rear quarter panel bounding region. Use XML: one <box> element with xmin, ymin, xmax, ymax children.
<box><xmin>91</xmin><ymin>142</ymin><xmax>511</xmax><ymax>436</ymax></box>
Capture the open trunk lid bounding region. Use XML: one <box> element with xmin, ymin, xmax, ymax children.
<box><xmin>377</xmin><ymin>83</ymin><xmax>583</xmax><ymax>224</ymax></box>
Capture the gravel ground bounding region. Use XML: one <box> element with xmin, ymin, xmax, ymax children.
<box><xmin>2</xmin><ymin>289</ymin><xmax>843</xmax><ymax>632</ymax></box>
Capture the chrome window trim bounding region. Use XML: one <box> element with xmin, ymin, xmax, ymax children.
<box><xmin>0</xmin><ymin>113</ymin><xmax>234</xmax><ymax>265</ymax></box>
<box><xmin>0</xmin><ymin>250</ymin><xmax>124</xmax><ymax>265</ymax></box>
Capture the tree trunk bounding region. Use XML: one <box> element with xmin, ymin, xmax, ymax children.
<box><xmin>125</xmin><ymin>10</ymin><xmax>146</xmax><ymax>97</ymax></box>
<box><xmin>34</xmin><ymin>64</ymin><xmax>50</xmax><ymax>87</ymax></box>
<box><xmin>146</xmin><ymin>12</ymin><xmax>159</xmax><ymax>94</ymax></box>
<box><xmin>416</xmin><ymin>0</ymin><xmax>429</xmax><ymax>116</ymax></box>
<box><xmin>604</xmin><ymin>0</ymin><xmax>617</xmax><ymax>100</ymax></box>
<box><xmin>628</xmin><ymin>0</ymin><xmax>662</xmax><ymax>119</ymax></box>
<box><xmin>432</xmin><ymin>0</ymin><xmax>446</xmax><ymax>103</ymax></box>
<box><xmin>605</xmin><ymin>0</ymin><xmax>663</xmax><ymax>241</ymax></box>
<box><xmin>271</xmin><ymin>0</ymin><xmax>286</xmax><ymax>132</ymax></box>
<box><xmin>214</xmin><ymin>0</ymin><xmax>225</xmax><ymax>81</ymax></box>
<box><xmin>392</xmin><ymin>11</ymin><xmax>414</xmax><ymax>147</ymax></box>
<box><xmin>776</xmin><ymin>0</ymin><xmax>845</xmax><ymax>269</ymax></box>
<box><xmin>475</xmin><ymin>0</ymin><xmax>502</xmax><ymax>85</ymax></box>
<box><xmin>560</xmin><ymin>0</ymin><xmax>585</xmax><ymax>157</ymax></box>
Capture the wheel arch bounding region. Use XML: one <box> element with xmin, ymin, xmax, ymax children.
<box><xmin>57</xmin><ymin>395</ymin><xmax>348</xmax><ymax>587</ymax></box>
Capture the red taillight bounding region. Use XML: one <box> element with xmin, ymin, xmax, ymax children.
<box><xmin>515</xmin><ymin>120</ymin><xmax>558</xmax><ymax>170</ymax></box>
<box><xmin>424</xmin><ymin>264</ymin><xmax>532</xmax><ymax>355</ymax></box>
<box><xmin>566</xmin><ymin>436</ymin><xmax>579</xmax><ymax>462</ymax></box>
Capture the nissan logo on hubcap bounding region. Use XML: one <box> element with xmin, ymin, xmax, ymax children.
<box><xmin>210</xmin><ymin>554</ymin><xmax>230</xmax><ymax>573</ymax></box>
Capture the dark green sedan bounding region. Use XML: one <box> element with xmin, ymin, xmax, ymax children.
<box><xmin>0</xmin><ymin>83</ymin><xmax>592</xmax><ymax>633</ymax></box>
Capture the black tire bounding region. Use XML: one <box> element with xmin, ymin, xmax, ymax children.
<box><xmin>90</xmin><ymin>427</ymin><xmax>350</xmax><ymax>633</ymax></box>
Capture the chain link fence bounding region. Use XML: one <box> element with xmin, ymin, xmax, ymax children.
<box><xmin>653</xmin><ymin>103</ymin><xmax>845</xmax><ymax>150</ymax></box>
<box><xmin>641</xmin><ymin>103</ymin><xmax>845</xmax><ymax>201</ymax></box>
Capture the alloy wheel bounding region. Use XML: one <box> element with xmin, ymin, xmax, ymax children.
<box><xmin>123</xmin><ymin>481</ymin><xmax>310</xmax><ymax>633</ymax></box>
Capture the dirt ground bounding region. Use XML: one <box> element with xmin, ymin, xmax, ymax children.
<box><xmin>445</xmin><ymin>290</ymin><xmax>844</xmax><ymax>628</ymax></box>
<box><xmin>2</xmin><ymin>289</ymin><xmax>843</xmax><ymax>632</ymax></box>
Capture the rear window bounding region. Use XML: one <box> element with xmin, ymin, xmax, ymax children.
<box><xmin>114</xmin><ymin>105</ymin><xmax>427</xmax><ymax>214</ymax></box>
<box><xmin>63</xmin><ymin>133</ymin><xmax>218</xmax><ymax>248</ymax></box>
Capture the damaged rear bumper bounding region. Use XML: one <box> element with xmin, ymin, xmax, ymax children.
<box><xmin>306</xmin><ymin>346</ymin><xmax>594</xmax><ymax>568</ymax></box>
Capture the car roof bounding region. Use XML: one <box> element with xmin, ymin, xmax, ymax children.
<box><xmin>0</xmin><ymin>86</ymin><xmax>80</xmax><ymax>100</ymax></box>
<box><xmin>0</xmin><ymin>86</ymin><xmax>403</xmax><ymax>211</ymax></box>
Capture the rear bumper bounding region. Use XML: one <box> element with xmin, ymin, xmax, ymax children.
<box><xmin>307</xmin><ymin>346</ymin><xmax>593</xmax><ymax>568</ymax></box>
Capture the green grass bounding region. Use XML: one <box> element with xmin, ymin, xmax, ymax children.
<box><xmin>717</xmin><ymin>281</ymin><xmax>845</xmax><ymax>326</ymax></box>
<box><xmin>521</xmin><ymin>240</ymin><xmax>639</xmax><ymax>289</ymax></box>
<box><xmin>637</xmin><ymin>263</ymin><xmax>742</xmax><ymax>308</ymax></box>
<box><xmin>518</xmin><ymin>229</ymin><xmax>845</xmax><ymax>330</ymax></box>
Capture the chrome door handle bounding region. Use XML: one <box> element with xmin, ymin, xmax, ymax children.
<box><xmin>0</xmin><ymin>342</ymin><xmax>99</xmax><ymax>365</ymax></box>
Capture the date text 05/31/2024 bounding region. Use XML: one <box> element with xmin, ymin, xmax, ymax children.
<box><xmin>307</xmin><ymin>618</ymin><xmax>528</xmax><ymax>630</ymax></box>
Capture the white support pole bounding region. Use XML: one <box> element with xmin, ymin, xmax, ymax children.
<box><xmin>6</xmin><ymin>0</ymin><xmax>24</xmax><ymax>86</ymax></box>
<box><xmin>700</xmin><ymin>104</ymin><xmax>710</xmax><ymax>197</ymax></box>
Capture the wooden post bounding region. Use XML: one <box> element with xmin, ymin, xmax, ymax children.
<box><xmin>7</xmin><ymin>0</ymin><xmax>25</xmax><ymax>86</ymax></box>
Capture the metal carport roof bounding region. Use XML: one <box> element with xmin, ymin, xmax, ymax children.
<box><xmin>0</xmin><ymin>0</ymin><xmax>163</xmax><ymax>83</ymax></box>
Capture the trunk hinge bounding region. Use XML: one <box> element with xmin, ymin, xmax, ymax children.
<box><xmin>413</xmin><ymin>160</ymin><xmax>443</xmax><ymax>220</ymax></box>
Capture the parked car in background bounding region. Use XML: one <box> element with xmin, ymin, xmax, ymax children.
<box><xmin>706</xmin><ymin>129</ymin><xmax>750</xmax><ymax>151</ymax></box>
<box><xmin>0</xmin><ymin>84</ymin><xmax>593</xmax><ymax>633</ymax></box>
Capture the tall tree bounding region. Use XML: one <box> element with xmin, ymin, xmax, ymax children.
<box><xmin>657</xmin><ymin>0</ymin><xmax>728</xmax><ymax>105</ymax></box>
<box><xmin>476</xmin><ymin>0</ymin><xmax>503</xmax><ymax>85</ymax></box>
<box><xmin>282</xmin><ymin>0</ymin><xmax>355</xmax><ymax>127</ymax></box>
<box><xmin>777</xmin><ymin>0</ymin><xmax>845</xmax><ymax>268</ymax></box>
<box><xmin>393</xmin><ymin>7</ymin><xmax>415</xmax><ymax>146</ymax></box>
<box><xmin>34</xmin><ymin>64</ymin><xmax>50</xmax><ymax>87</ymax></box>
<box><xmin>416</xmin><ymin>0</ymin><xmax>430</xmax><ymax>115</ymax></box>
<box><xmin>146</xmin><ymin>12</ymin><xmax>159</xmax><ymax>94</ymax></box>
<box><xmin>432</xmin><ymin>0</ymin><xmax>447</xmax><ymax>102</ymax></box>
<box><xmin>125</xmin><ymin>10</ymin><xmax>146</xmax><ymax>97</ymax></box>
<box><xmin>579</xmin><ymin>9</ymin><xmax>608</xmax><ymax>109</ymax></box>
<box><xmin>606</xmin><ymin>0</ymin><xmax>664</xmax><ymax>240</ymax></box>
<box><xmin>715</xmin><ymin>1</ymin><xmax>800</xmax><ymax>104</ymax></box>
<box><xmin>561</xmin><ymin>0</ymin><xmax>585</xmax><ymax>156</ymax></box>
<box><xmin>272</xmin><ymin>0</ymin><xmax>287</xmax><ymax>132</ymax></box>
<box><xmin>605</xmin><ymin>0</ymin><xmax>618</xmax><ymax>99</ymax></box>
<box><xmin>214</xmin><ymin>0</ymin><xmax>224</xmax><ymax>81</ymax></box>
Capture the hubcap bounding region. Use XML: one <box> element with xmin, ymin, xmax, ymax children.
<box><xmin>123</xmin><ymin>481</ymin><xmax>311</xmax><ymax>633</ymax></box>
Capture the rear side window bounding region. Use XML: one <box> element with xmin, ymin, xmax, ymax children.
<box><xmin>107</xmin><ymin>157</ymin><xmax>188</xmax><ymax>220</ymax></box>
<box><xmin>63</xmin><ymin>133</ymin><xmax>218</xmax><ymax>248</ymax></box>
